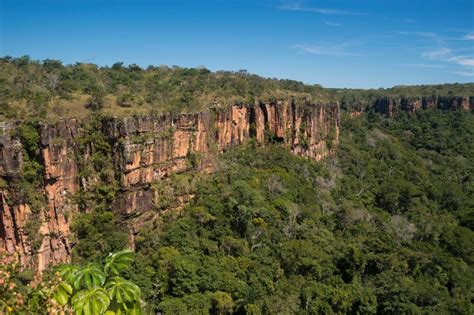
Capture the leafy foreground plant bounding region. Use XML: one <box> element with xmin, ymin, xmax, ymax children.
<box><xmin>54</xmin><ymin>249</ymin><xmax>142</xmax><ymax>314</ymax></box>
<box><xmin>0</xmin><ymin>250</ymin><xmax>142</xmax><ymax>314</ymax></box>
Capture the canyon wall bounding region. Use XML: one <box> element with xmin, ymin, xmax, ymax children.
<box><xmin>0</xmin><ymin>101</ymin><xmax>340</xmax><ymax>272</ymax></box>
<box><xmin>373</xmin><ymin>96</ymin><xmax>474</xmax><ymax>117</ymax></box>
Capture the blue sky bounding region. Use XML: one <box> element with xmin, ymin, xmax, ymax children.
<box><xmin>0</xmin><ymin>0</ymin><xmax>473</xmax><ymax>88</ymax></box>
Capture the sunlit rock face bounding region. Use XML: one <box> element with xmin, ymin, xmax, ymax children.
<box><xmin>0</xmin><ymin>120</ymin><xmax>79</xmax><ymax>271</ymax></box>
<box><xmin>3</xmin><ymin>94</ymin><xmax>471</xmax><ymax>272</ymax></box>
<box><xmin>374</xmin><ymin>96</ymin><xmax>473</xmax><ymax>117</ymax></box>
<box><xmin>0</xmin><ymin>101</ymin><xmax>340</xmax><ymax>272</ymax></box>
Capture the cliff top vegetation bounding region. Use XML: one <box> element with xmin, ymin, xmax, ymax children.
<box><xmin>1</xmin><ymin>56</ymin><xmax>473</xmax><ymax>121</ymax></box>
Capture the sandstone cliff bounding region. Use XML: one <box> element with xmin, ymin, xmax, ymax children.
<box><xmin>0</xmin><ymin>101</ymin><xmax>340</xmax><ymax>272</ymax></box>
<box><xmin>373</xmin><ymin>96</ymin><xmax>473</xmax><ymax>117</ymax></box>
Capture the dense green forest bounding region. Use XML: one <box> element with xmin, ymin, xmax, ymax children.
<box><xmin>1</xmin><ymin>56</ymin><xmax>473</xmax><ymax>313</ymax></box>
<box><xmin>125</xmin><ymin>109</ymin><xmax>473</xmax><ymax>313</ymax></box>
<box><xmin>1</xmin><ymin>56</ymin><xmax>473</xmax><ymax>120</ymax></box>
<box><xmin>3</xmin><ymin>107</ymin><xmax>472</xmax><ymax>314</ymax></box>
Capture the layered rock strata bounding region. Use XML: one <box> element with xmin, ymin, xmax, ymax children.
<box><xmin>374</xmin><ymin>96</ymin><xmax>473</xmax><ymax>117</ymax></box>
<box><xmin>0</xmin><ymin>101</ymin><xmax>340</xmax><ymax>271</ymax></box>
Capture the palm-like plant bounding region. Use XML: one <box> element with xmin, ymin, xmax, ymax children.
<box><xmin>72</xmin><ymin>263</ymin><xmax>107</xmax><ymax>289</ymax></box>
<box><xmin>57</xmin><ymin>264</ymin><xmax>80</xmax><ymax>282</ymax></box>
<box><xmin>104</xmin><ymin>249</ymin><xmax>134</xmax><ymax>276</ymax></box>
<box><xmin>52</xmin><ymin>250</ymin><xmax>142</xmax><ymax>314</ymax></box>
<box><xmin>105</xmin><ymin>276</ymin><xmax>141</xmax><ymax>312</ymax></box>
<box><xmin>52</xmin><ymin>281</ymin><xmax>73</xmax><ymax>306</ymax></box>
<box><xmin>72</xmin><ymin>287</ymin><xmax>111</xmax><ymax>315</ymax></box>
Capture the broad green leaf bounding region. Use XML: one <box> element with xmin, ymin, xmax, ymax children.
<box><xmin>104</xmin><ymin>249</ymin><xmax>134</xmax><ymax>276</ymax></box>
<box><xmin>129</xmin><ymin>302</ymin><xmax>143</xmax><ymax>315</ymax></box>
<box><xmin>72</xmin><ymin>287</ymin><xmax>110</xmax><ymax>315</ymax></box>
<box><xmin>105</xmin><ymin>276</ymin><xmax>141</xmax><ymax>305</ymax></box>
<box><xmin>72</xmin><ymin>263</ymin><xmax>106</xmax><ymax>289</ymax></box>
<box><xmin>56</xmin><ymin>264</ymin><xmax>80</xmax><ymax>282</ymax></box>
<box><xmin>52</xmin><ymin>281</ymin><xmax>73</xmax><ymax>306</ymax></box>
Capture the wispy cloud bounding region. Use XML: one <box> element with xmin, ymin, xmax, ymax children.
<box><xmin>422</xmin><ymin>47</ymin><xmax>451</xmax><ymax>59</ymax></box>
<box><xmin>292</xmin><ymin>41</ymin><xmax>366</xmax><ymax>57</ymax></box>
<box><xmin>401</xmin><ymin>64</ymin><xmax>446</xmax><ymax>69</ymax></box>
<box><xmin>278</xmin><ymin>3</ymin><xmax>366</xmax><ymax>16</ymax></box>
<box><xmin>278</xmin><ymin>2</ymin><xmax>417</xmax><ymax>23</ymax></box>
<box><xmin>398</xmin><ymin>31</ymin><xmax>445</xmax><ymax>45</ymax></box>
<box><xmin>399</xmin><ymin>31</ymin><xmax>474</xmax><ymax>71</ymax></box>
<box><xmin>448</xmin><ymin>56</ymin><xmax>474</xmax><ymax>67</ymax></box>
<box><xmin>422</xmin><ymin>47</ymin><xmax>474</xmax><ymax>68</ymax></box>
<box><xmin>399</xmin><ymin>31</ymin><xmax>437</xmax><ymax>38</ymax></box>
<box><xmin>438</xmin><ymin>31</ymin><xmax>474</xmax><ymax>41</ymax></box>
<box><xmin>464</xmin><ymin>32</ymin><xmax>474</xmax><ymax>40</ymax></box>
<box><xmin>453</xmin><ymin>71</ymin><xmax>474</xmax><ymax>76</ymax></box>
<box><xmin>325</xmin><ymin>21</ymin><xmax>342</xmax><ymax>27</ymax></box>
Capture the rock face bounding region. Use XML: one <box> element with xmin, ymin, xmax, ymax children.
<box><xmin>38</xmin><ymin>120</ymin><xmax>80</xmax><ymax>271</ymax></box>
<box><xmin>374</xmin><ymin>96</ymin><xmax>474</xmax><ymax>117</ymax></box>
<box><xmin>0</xmin><ymin>101</ymin><xmax>340</xmax><ymax>272</ymax></box>
<box><xmin>0</xmin><ymin>122</ymin><xmax>33</xmax><ymax>268</ymax></box>
<box><xmin>0</xmin><ymin>120</ymin><xmax>80</xmax><ymax>270</ymax></box>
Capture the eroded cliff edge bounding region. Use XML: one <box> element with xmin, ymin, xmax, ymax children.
<box><xmin>373</xmin><ymin>96</ymin><xmax>473</xmax><ymax>117</ymax></box>
<box><xmin>0</xmin><ymin>101</ymin><xmax>340</xmax><ymax>271</ymax></box>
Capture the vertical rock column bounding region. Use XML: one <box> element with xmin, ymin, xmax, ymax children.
<box><xmin>37</xmin><ymin>120</ymin><xmax>80</xmax><ymax>271</ymax></box>
<box><xmin>0</xmin><ymin>120</ymin><xmax>81</xmax><ymax>271</ymax></box>
<box><xmin>0</xmin><ymin>122</ymin><xmax>34</xmax><ymax>268</ymax></box>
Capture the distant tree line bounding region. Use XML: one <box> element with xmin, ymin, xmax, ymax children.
<box><xmin>1</xmin><ymin>55</ymin><xmax>472</xmax><ymax>120</ymax></box>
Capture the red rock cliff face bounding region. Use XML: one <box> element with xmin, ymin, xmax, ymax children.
<box><xmin>0</xmin><ymin>120</ymin><xmax>80</xmax><ymax>271</ymax></box>
<box><xmin>374</xmin><ymin>96</ymin><xmax>474</xmax><ymax>117</ymax></box>
<box><xmin>38</xmin><ymin>120</ymin><xmax>80</xmax><ymax>271</ymax></box>
<box><xmin>110</xmin><ymin>102</ymin><xmax>340</xmax><ymax>216</ymax></box>
<box><xmin>0</xmin><ymin>122</ymin><xmax>34</xmax><ymax>268</ymax></box>
<box><xmin>0</xmin><ymin>101</ymin><xmax>339</xmax><ymax>272</ymax></box>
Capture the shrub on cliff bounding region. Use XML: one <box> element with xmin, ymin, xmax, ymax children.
<box><xmin>86</xmin><ymin>95</ymin><xmax>105</xmax><ymax>111</ymax></box>
<box><xmin>117</xmin><ymin>93</ymin><xmax>135</xmax><ymax>107</ymax></box>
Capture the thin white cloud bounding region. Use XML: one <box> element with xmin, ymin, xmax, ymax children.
<box><xmin>278</xmin><ymin>3</ymin><xmax>366</xmax><ymax>16</ymax></box>
<box><xmin>398</xmin><ymin>31</ymin><xmax>445</xmax><ymax>45</ymax></box>
<box><xmin>401</xmin><ymin>64</ymin><xmax>446</xmax><ymax>69</ymax></box>
<box><xmin>292</xmin><ymin>41</ymin><xmax>366</xmax><ymax>57</ymax></box>
<box><xmin>278</xmin><ymin>2</ymin><xmax>416</xmax><ymax>24</ymax></box>
<box><xmin>464</xmin><ymin>32</ymin><xmax>474</xmax><ymax>40</ymax></box>
<box><xmin>325</xmin><ymin>21</ymin><xmax>342</xmax><ymax>27</ymax></box>
<box><xmin>453</xmin><ymin>71</ymin><xmax>474</xmax><ymax>77</ymax></box>
<box><xmin>422</xmin><ymin>48</ymin><xmax>474</xmax><ymax>68</ymax></box>
<box><xmin>399</xmin><ymin>31</ymin><xmax>437</xmax><ymax>38</ymax></box>
<box><xmin>448</xmin><ymin>56</ymin><xmax>474</xmax><ymax>67</ymax></box>
<box><xmin>400</xmin><ymin>31</ymin><xmax>474</xmax><ymax>71</ymax></box>
<box><xmin>422</xmin><ymin>47</ymin><xmax>451</xmax><ymax>60</ymax></box>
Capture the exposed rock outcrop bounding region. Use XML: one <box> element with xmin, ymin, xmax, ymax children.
<box><xmin>37</xmin><ymin>120</ymin><xmax>80</xmax><ymax>271</ymax></box>
<box><xmin>374</xmin><ymin>96</ymin><xmax>473</xmax><ymax>117</ymax></box>
<box><xmin>0</xmin><ymin>101</ymin><xmax>340</xmax><ymax>272</ymax></box>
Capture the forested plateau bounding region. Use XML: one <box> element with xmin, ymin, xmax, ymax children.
<box><xmin>0</xmin><ymin>57</ymin><xmax>473</xmax><ymax>314</ymax></box>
